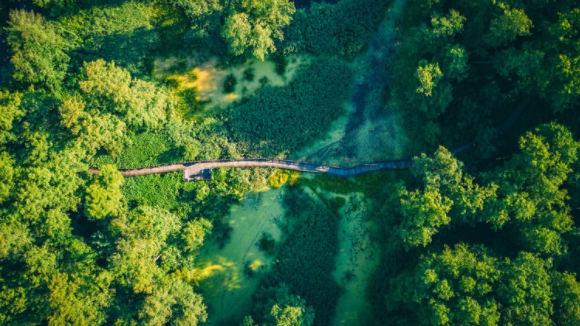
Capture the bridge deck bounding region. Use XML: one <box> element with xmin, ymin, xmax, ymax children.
<box><xmin>89</xmin><ymin>159</ymin><xmax>414</xmax><ymax>180</ymax></box>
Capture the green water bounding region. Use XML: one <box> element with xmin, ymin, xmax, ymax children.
<box><xmin>197</xmin><ymin>182</ymin><xmax>380</xmax><ymax>326</ymax></box>
<box><xmin>197</xmin><ymin>187</ymin><xmax>285</xmax><ymax>325</ymax></box>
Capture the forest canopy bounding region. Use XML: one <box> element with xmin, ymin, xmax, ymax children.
<box><xmin>1</xmin><ymin>0</ymin><xmax>580</xmax><ymax>325</ymax></box>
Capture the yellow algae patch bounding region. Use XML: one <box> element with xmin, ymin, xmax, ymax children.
<box><xmin>197</xmin><ymin>262</ymin><xmax>227</xmax><ymax>279</ymax></box>
<box><xmin>248</xmin><ymin>260</ymin><xmax>264</xmax><ymax>271</ymax></box>
<box><xmin>196</xmin><ymin>187</ymin><xmax>285</xmax><ymax>325</ymax></box>
<box><xmin>154</xmin><ymin>55</ymin><xmax>311</xmax><ymax>108</ymax></box>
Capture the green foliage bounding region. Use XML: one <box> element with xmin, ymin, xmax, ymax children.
<box><xmin>376</xmin><ymin>124</ymin><xmax>580</xmax><ymax>326</ymax></box>
<box><xmin>0</xmin><ymin>152</ymin><xmax>15</xmax><ymax>204</ymax></box>
<box><xmin>80</xmin><ymin>60</ymin><xmax>168</xmax><ymax>130</ymax></box>
<box><xmin>260</xmin><ymin>189</ymin><xmax>342</xmax><ymax>326</ymax></box>
<box><xmin>56</xmin><ymin>1</ymin><xmax>159</xmax><ymax>75</ymax></box>
<box><xmin>251</xmin><ymin>284</ymin><xmax>315</xmax><ymax>326</ymax></box>
<box><xmin>257</xmin><ymin>232</ymin><xmax>276</xmax><ymax>255</ymax></box>
<box><xmin>395</xmin><ymin>182</ymin><xmax>453</xmax><ymax>248</ymax></box>
<box><xmin>59</xmin><ymin>94</ymin><xmax>130</xmax><ymax>156</ymax></box>
<box><xmin>281</xmin><ymin>0</ymin><xmax>392</xmax><ymax>58</ymax></box>
<box><xmin>6</xmin><ymin>10</ymin><xmax>70</xmax><ymax>90</ymax></box>
<box><xmin>84</xmin><ymin>164</ymin><xmax>124</xmax><ymax>219</ymax></box>
<box><xmin>387</xmin><ymin>244</ymin><xmax>501</xmax><ymax>326</ymax></box>
<box><xmin>385</xmin><ymin>147</ymin><xmax>496</xmax><ymax>249</ymax></box>
<box><xmin>484</xmin><ymin>123</ymin><xmax>579</xmax><ymax>255</ymax></box>
<box><xmin>243</xmin><ymin>67</ymin><xmax>255</xmax><ymax>81</ymax></box>
<box><xmin>391</xmin><ymin>0</ymin><xmax>580</xmax><ymax>153</ymax></box>
<box><xmin>386</xmin><ymin>243</ymin><xmax>561</xmax><ymax>326</ymax></box>
<box><xmin>90</xmin><ymin>131</ymin><xmax>181</xmax><ymax>168</ymax></box>
<box><xmin>138</xmin><ymin>277</ymin><xmax>207</xmax><ymax>326</ymax></box>
<box><xmin>224</xmin><ymin>73</ymin><xmax>238</xmax><ymax>93</ymax></box>
<box><xmin>57</xmin><ymin>58</ymin><xmax>170</xmax><ymax>157</ymax></box>
<box><xmin>0</xmin><ymin>91</ymin><xmax>23</xmax><ymax>146</ymax></box>
<box><xmin>182</xmin><ymin>218</ymin><xmax>212</xmax><ymax>251</ymax></box>
<box><xmin>47</xmin><ymin>271</ymin><xmax>111</xmax><ymax>326</ymax></box>
<box><xmin>552</xmin><ymin>271</ymin><xmax>580</xmax><ymax>326</ymax></box>
<box><xmin>222</xmin><ymin>0</ymin><xmax>295</xmax><ymax>60</ymax></box>
<box><xmin>227</xmin><ymin>57</ymin><xmax>352</xmax><ymax>156</ymax></box>
<box><xmin>269</xmin><ymin>169</ymin><xmax>290</xmax><ymax>188</ymax></box>
<box><xmin>415</xmin><ymin>60</ymin><xmax>443</xmax><ymax>97</ymax></box>
<box><xmin>273</xmin><ymin>53</ymin><xmax>287</xmax><ymax>75</ymax></box>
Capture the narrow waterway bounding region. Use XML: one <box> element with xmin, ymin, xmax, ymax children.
<box><xmin>295</xmin><ymin>0</ymin><xmax>407</xmax><ymax>166</ymax></box>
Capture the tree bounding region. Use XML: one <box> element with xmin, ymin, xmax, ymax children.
<box><xmin>139</xmin><ymin>277</ymin><xmax>207</xmax><ymax>326</ymax></box>
<box><xmin>84</xmin><ymin>165</ymin><xmax>124</xmax><ymax>219</ymax></box>
<box><xmin>222</xmin><ymin>0</ymin><xmax>295</xmax><ymax>60</ymax></box>
<box><xmin>79</xmin><ymin>60</ymin><xmax>168</xmax><ymax>130</ymax></box>
<box><xmin>251</xmin><ymin>284</ymin><xmax>315</xmax><ymax>326</ymax></box>
<box><xmin>395</xmin><ymin>183</ymin><xmax>453</xmax><ymax>249</ymax></box>
<box><xmin>59</xmin><ymin>96</ymin><xmax>129</xmax><ymax>156</ymax></box>
<box><xmin>388</xmin><ymin>147</ymin><xmax>496</xmax><ymax>249</ymax></box>
<box><xmin>551</xmin><ymin>271</ymin><xmax>580</xmax><ymax>326</ymax></box>
<box><xmin>484</xmin><ymin>4</ymin><xmax>532</xmax><ymax>48</ymax></box>
<box><xmin>387</xmin><ymin>244</ymin><xmax>501</xmax><ymax>326</ymax></box>
<box><xmin>181</xmin><ymin>218</ymin><xmax>212</xmax><ymax>252</ymax></box>
<box><xmin>0</xmin><ymin>152</ymin><xmax>15</xmax><ymax>204</ymax></box>
<box><xmin>110</xmin><ymin>206</ymin><xmax>181</xmax><ymax>294</ymax></box>
<box><xmin>47</xmin><ymin>272</ymin><xmax>111</xmax><ymax>326</ymax></box>
<box><xmin>6</xmin><ymin>10</ymin><xmax>70</xmax><ymax>90</ymax></box>
<box><xmin>538</xmin><ymin>8</ymin><xmax>580</xmax><ymax>111</ymax></box>
<box><xmin>497</xmin><ymin>253</ymin><xmax>553</xmax><ymax>326</ymax></box>
<box><xmin>0</xmin><ymin>91</ymin><xmax>23</xmax><ymax>146</ymax></box>
<box><xmin>484</xmin><ymin>123</ymin><xmax>580</xmax><ymax>255</ymax></box>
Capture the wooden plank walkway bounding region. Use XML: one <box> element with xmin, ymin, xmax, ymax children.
<box><xmin>88</xmin><ymin>98</ymin><xmax>530</xmax><ymax>181</ymax></box>
<box><xmin>88</xmin><ymin>158</ymin><xmax>414</xmax><ymax>180</ymax></box>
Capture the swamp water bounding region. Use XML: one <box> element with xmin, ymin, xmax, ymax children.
<box><xmin>197</xmin><ymin>183</ymin><xmax>379</xmax><ymax>326</ymax></box>
<box><xmin>154</xmin><ymin>55</ymin><xmax>310</xmax><ymax>108</ymax></box>
<box><xmin>196</xmin><ymin>187</ymin><xmax>285</xmax><ymax>325</ymax></box>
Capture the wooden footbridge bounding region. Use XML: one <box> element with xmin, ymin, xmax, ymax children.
<box><xmin>89</xmin><ymin>98</ymin><xmax>530</xmax><ymax>181</ymax></box>
<box><xmin>89</xmin><ymin>158</ymin><xmax>415</xmax><ymax>181</ymax></box>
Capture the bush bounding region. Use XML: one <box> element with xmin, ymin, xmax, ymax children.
<box><xmin>272</xmin><ymin>53</ymin><xmax>288</xmax><ymax>76</ymax></box>
<box><xmin>269</xmin><ymin>170</ymin><xmax>289</xmax><ymax>188</ymax></box>
<box><xmin>243</xmin><ymin>67</ymin><xmax>255</xmax><ymax>82</ymax></box>
<box><xmin>223</xmin><ymin>73</ymin><xmax>237</xmax><ymax>93</ymax></box>
<box><xmin>259</xmin><ymin>76</ymin><xmax>270</xmax><ymax>87</ymax></box>
<box><xmin>257</xmin><ymin>232</ymin><xmax>276</xmax><ymax>255</ymax></box>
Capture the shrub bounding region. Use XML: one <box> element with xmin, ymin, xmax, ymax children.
<box><xmin>223</xmin><ymin>73</ymin><xmax>237</xmax><ymax>93</ymax></box>
<box><xmin>257</xmin><ymin>232</ymin><xmax>276</xmax><ymax>255</ymax></box>
<box><xmin>269</xmin><ymin>170</ymin><xmax>289</xmax><ymax>188</ymax></box>
<box><xmin>243</xmin><ymin>67</ymin><xmax>255</xmax><ymax>82</ymax></box>
<box><xmin>272</xmin><ymin>53</ymin><xmax>288</xmax><ymax>76</ymax></box>
<box><xmin>259</xmin><ymin>76</ymin><xmax>270</xmax><ymax>87</ymax></box>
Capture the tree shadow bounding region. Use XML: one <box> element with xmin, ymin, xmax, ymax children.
<box><xmin>70</xmin><ymin>27</ymin><xmax>160</xmax><ymax>77</ymax></box>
